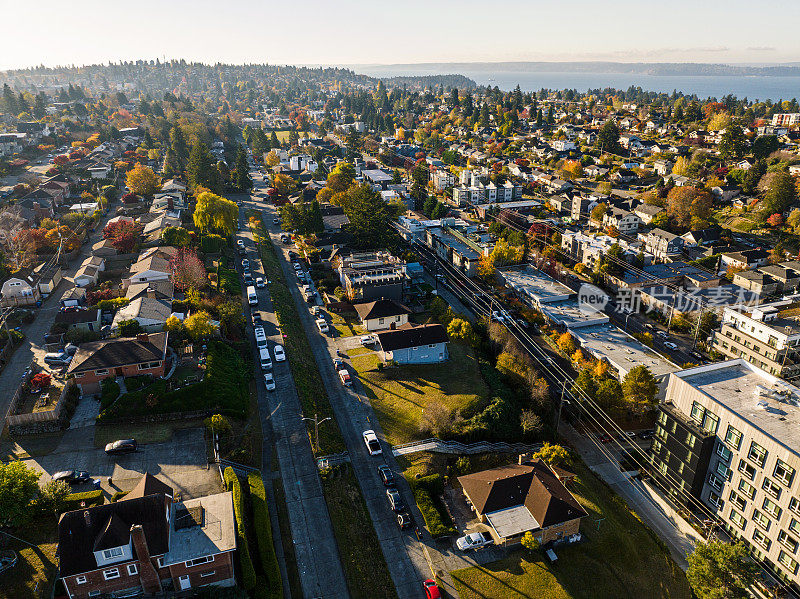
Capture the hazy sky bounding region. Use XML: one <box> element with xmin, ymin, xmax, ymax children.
<box><xmin>2</xmin><ymin>0</ymin><xmax>800</xmax><ymax>70</ymax></box>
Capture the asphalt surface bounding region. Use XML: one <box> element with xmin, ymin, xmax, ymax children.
<box><xmin>235</xmin><ymin>183</ymin><xmax>349</xmax><ymax>599</ymax></box>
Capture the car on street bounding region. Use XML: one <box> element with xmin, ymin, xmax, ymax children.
<box><xmin>255</xmin><ymin>277</ymin><xmax>265</xmax><ymax>289</ymax></box>
<box><xmin>241</xmin><ymin>259</ymin><xmax>250</xmax><ymax>271</ymax></box>
<box><xmin>243</xmin><ymin>272</ymin><xmax>253</xmax><ymax>285</ymax></box>
<box><xmin>264</xmin><ymin>372</ymin><xmax>276</xmax><ymax>391</ymax></box>
<box><xmin>332</xmin><ymin>356</ymin><xmax>343</xmax><ymax>369</ymax></box>
<box><xmin>598</xmin><ymin>432</ymin><xmax>612</xmax><ymax>443</ymax></box>
<box><xmin>656</xmin><ymin>331</ymin><xmax>669</xmax><ymax>339</ymax></box>
<box><xmin>664</xmin><ymin>341</ymin><xmax>678</xmax><ymax>350</ymax></box>
<box><xmin>52</xmin><ymin>470</ymin><xmax>91</xmax><ymax>484</ymax></box>
<box><xmin>691</xmin><ymin>351</ymin><xmax>704</xmax><ymax>360</ymax></box>
<box><xmin>386</xmin><ymin>487</ymin><xmax>405</xmax><ymax>512</ymax></box>
<box><xmin>396</xmin><ymin>511</ymin><xmax>413</xmax><ymax>530</ymax></box>
<box><xmin>423</xmin><ymin>579</ymin><xmax>441</xmax><ymax>599</ymax></box>
<box><xmin>104</xmin><ymin>439</ymin><xmax>137</xmax><ymax>455</ymax></box>
<box><xmin>316</xmin><ymin>318</ymin><xmax>329</xmax><ymax>333</ymax></box>
<box><xmin>280</xmin><ymin>234</ymin><xmax>290</xmax><ymax>244</ymax></box>
<box><xmin>338</xmin><ymin>368</ymin><xmax>352</xmax><ymax>386</ymax></box>
<box><xmin>638</xmin><ymin>429</ymin><xmax>655</xmax><ymax>440</ymax></box>
<box><xmin>645</xmin><ymin>323</ymin><xmax>655</xmax><ymax>331</ymax></box>
<box><xmin>252</xmin><ymin>311</ymin><xmax>262</xmax><ymax>325</ymax></box>
<box><xmin>293</xmin><ymin>262</ymin><xmax>302</xmax><ymax>271</ymax></box>
<box><xmin>44</xmin><ymin>352</ymin><xmax>72</xmax><ymax>367</ymax></box>
<box><xmin>377</xmin><ymin>464</ymin><xmax>394</xmax><ymax>486</ymax></box>
<box><xmin>363</xmin><ymin>430</ymin><xmax>382</xmax><ymax>455</ymax></box>
<box><xmin>272</xmin><ymin>218</ymin><xmax>280</xmax><ymax>225</ymax></box>
<box><xmin>618</xmin><ymin>431</ymin><xmax>636</xmax><ymax>441</ymax></box>
<box><xmin>273</xmin><ymin>344</ymin><xmax>286</xmax><ymax>362</ymax></box>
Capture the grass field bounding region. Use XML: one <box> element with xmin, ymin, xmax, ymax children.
<box><xmin>0</xmin><ymin>516</ymin><xmax>58</xmax><ymax>599</ymax></box>
<box><xmin>272</xmin><ymin>478</ymin><xmax>303</xmax><ymax>599</ymax></box>
<box><xmin>320</xmin><ymin>464</ymin><xmax>397</xmax><ymax>599</ymax></box>
<box><xmin>93</xmin><ymin>419</ymin><xmax>204</xmax><ymax>448</ymax></box>
<box><xmin>350</xmin><ymin>342</ymin><xmax>488</xmax><ymax>445</ymax></box>
<box><xmin>329</xmin><ymin>310</ymin><xmax>366</xmax><ymax>337</ymax></box>
<box><xmin>450</xmin><ymin>464</ymin><xmax>691</xmax><ymax>599</ymax></box>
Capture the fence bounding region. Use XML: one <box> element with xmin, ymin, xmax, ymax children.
<box><xmin>6</xmin><ymin>378</ymin><xmax>75</xmax><ymax>427</ymax></box>
<box><xmin>391</xmin><ymin>438</ymin><xmax>542</xmax><ymax>457</ymax></box>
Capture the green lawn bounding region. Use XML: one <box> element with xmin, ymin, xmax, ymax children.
<box><xmin>329</xmin><ymin>311</ymin><xmax>366</xmax><ymax>337</ymax></box>
<box><xmin>450</xmin><ymin>464</ymin><xmax>691</xmax><ymax>599</ymax></box>
<box><xmin>94</xmin><ymin>419</ymin><xmax>204</xmax><ymax>448</ymax></box>
<box><xmin>320</xmin><ymin>465</ymin><xmax>397</xmax><ymax>599</ymax></box>
<box><xmin>350</xmin><ymin>342</ymin><xmax>488</xmax><ymax>445</ymax></box>
<box><xmin>0</xmin><ymin>516</ymin><xmax>59</xmax><ymax>599</ymax></box>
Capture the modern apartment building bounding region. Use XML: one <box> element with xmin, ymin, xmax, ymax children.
<box><xmin>336</xmin><ymin>251</ymin><xmax>406</xmax><ymax>302</ymax></box>
<box><xmin>651</xmin><ymin>360</ymin><xmax>800</xmax><ymax>590</ymax></box>
<box><xmin>711</xmin><ymin>300</ymin><xmax>800</xmax><ymax>381</ymax></box>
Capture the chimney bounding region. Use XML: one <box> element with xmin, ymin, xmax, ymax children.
<box><xmin>130</xmin><ymin>524</ymin><xmax>160</xmax><ymax>594</ymax></box>
<box><xmin>146</xmin><ymin>287</ymin><xmax>156</xmax><ymax>299</ymax></box>
<box><xmin>136</xmin><ymin>333</ymin><xmax>149</xmax><ymax>343</ymax></box>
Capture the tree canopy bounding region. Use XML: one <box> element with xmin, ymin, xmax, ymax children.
<box><xmin>193</xmin><ymin>191</ymin><xmax>238</xmax><ymax>236</ymax></box>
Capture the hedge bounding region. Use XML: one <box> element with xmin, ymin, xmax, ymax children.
<box><xmin>100</xmin><ymin>378</ymin><xmax>121</xmax><ymax>410</ymax></box>
<box><xmin>62</xmin><ymin>490</ymin><xmax>104</xmax><ymax>512</ymax></box>
<box><xmin>225</xmin><ymin>467</ymin><xmax>256</xmax><ymax>591</ymax></box>
<box><xmin>407</xmin><ymin>474</ymin><xmax>455</xmax><ymax>538</ymax></box>
<box><xmin>110</xmin><ymin>491</ymin><xmax>128</xmax><ymax>502</ymax></box>
<box><xmin>247</xmin><ymin>473</ymin><xmax>282</xmax><ymax>599</ymax></box>
<box><xmin>96</xmin><ymin>297</ymin><xmax>130</xmax><ymax>311</ymax></box>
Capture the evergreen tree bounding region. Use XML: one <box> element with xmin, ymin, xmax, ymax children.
<box><xmin>234</xmin><ymin>145</ymin><xmax>252</xmax><ymax>192</ymax></box>
<box><xmin>169</xmin><ymin>126</ymin><xmax>188</xmax><ymax>169</ymax></box>
<box><xmin>310</xmin><ymin>200</ymin><xmax>324</xmax><ymax>233</ymax></box>
<box><xmin>187</xmin><ymin>142</ymin><xmax>220</xmax><ymax>192</ymax></box>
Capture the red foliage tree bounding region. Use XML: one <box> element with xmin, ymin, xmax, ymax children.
<box><xmin>171</xmin><ymin>248</ymin><xmax>207</xmax><ymax>291</ymax></box>
<box><xmin>52</xmin><ymin>155</ymin><xmax>69</xmax><ymax>166</ymax></box>
<box><xmin>30</xmin><ymin>372</ymin><xmax>51</xmax><ymax>391</ymax></box>
<box><xmin>767</xmin><ymin>213</ymin><xmax>784</xmax><ymax>227</ymax></box>
<box><xmin>103</xmin><ymin>220</ymin><xmax>142</xmax><ymax>253</ymax></box>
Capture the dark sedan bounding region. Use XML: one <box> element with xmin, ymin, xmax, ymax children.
<box><xmin>104</xmin><ymin>439</ymin><xmax>138</xmax><ymax>455</ymax></box>
<box><xmin>52</xmin><ymin>470</ymin><xmax>92</xmax><ymax>484</ymax></box>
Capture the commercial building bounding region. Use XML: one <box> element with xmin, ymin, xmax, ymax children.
<box><xmin>711</xmin><ymin>299</ymin><xmax>800</xmax><ymax>381</ymax></box>
<box><xmin>337</xmin><ymin>251</ymin><xmax>406</xmax><ymax>302</ymax></box>
<box><xmin>651</xmin><ymin>360</ymin><xmax>800</xmax><ymax>590</ymax></box>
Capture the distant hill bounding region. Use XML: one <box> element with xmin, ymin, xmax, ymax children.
<box><xmin>353</xmin><ymin>61</ymin><xmax>800</xmax><ymax>77</ymax></box>
<box><xmin>378</xmin><ymin>74</ymin><xmax>476</xmax><ymax>89</ymax></box>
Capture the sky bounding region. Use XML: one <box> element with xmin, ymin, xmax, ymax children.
<box><xmin>2</xmin><ymin>0</ymin><xmax>800</xmax><ymax>70</ymax></box>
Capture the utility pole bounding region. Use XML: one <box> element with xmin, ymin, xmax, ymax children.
<box><xmin>301</xmin><ymin>414</ymin><xmax>331</xmax><ymax>454</ymax></box>
<box><xmin>555</xmin><ymin>380</ymin><xmax>567</xmax><ymax>433</ymax></box>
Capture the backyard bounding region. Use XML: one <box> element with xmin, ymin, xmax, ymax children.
<box><xmin>450</xmin><ymin>463</ymin><xmax>691</xmax><ymax>599</ymax></box>
<box><xmin>348</xmin><ymin>341</ymin><xmax>489</xmax><ymax>445</ymax></box>
<box><xmin>0</xmin><ymin>515</ymin><xmax>59</xmax><ymax>599</ymax></box>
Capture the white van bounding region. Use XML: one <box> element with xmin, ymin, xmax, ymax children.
<box><xmin>259</xmin><ymin>347</ymin><xmax>272</xmax><ymax>370</ymax></box>
<box><xmin>254</xmin><ymin>327</ymin><xmax>267</xmax><ymax>348</ymax></box>
<box><xmin>247</xmin><ymin>285</ymin><xmax>258</xmax><ymax>306</ymax></box>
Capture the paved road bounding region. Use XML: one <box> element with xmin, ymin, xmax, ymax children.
<box><xmin>236</xmin><ymin>183</ymin><xmax>349</xmax><ymax>599</ymax></box>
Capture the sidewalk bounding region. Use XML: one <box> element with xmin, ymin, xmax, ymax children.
<box><xmin>561</xmin><ymin>423</ymin><xmax>702</xmax><ymax>570</ymax></box>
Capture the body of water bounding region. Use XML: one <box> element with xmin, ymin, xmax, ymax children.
<box><xmin>355</xmin><ymin>66</ymin><xmax>800</xmax><ymax>101</ymax></box>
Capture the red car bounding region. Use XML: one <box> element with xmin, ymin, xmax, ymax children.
<box><xmin>423</xmin><ymin>579</ymin><xmax>441</xmax><ymax>599</ymax></box>
<box><xmin>598</xmin><ymin>433</ymin><xmax>613</xmax><ymax>443</ymax></box>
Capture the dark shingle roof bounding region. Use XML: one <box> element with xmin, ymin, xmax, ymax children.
<box><xmin>57</xmin><ymin>492</ymin><xmax>170</xmax><ymax>576</ymax></box>
<box><xmin>67</xmin><ymin>332</ymin><xmax>167</xmax><ymax>373</ymax></box>
<box><xmin>375</xmin><ymin>323</ymin><xmax>447</xmax><ymax>351</ymax></box>
<box><xmin>354</xmin><ymin>299</ymin><xmax>411</xmax><ymax>321</ymax></box>
<box><xmin>55</xmin><ymin>308</ymin><xmax>100</xmax><ymax>326</ymax></box>
<box><xmin>458</xmin><ymin>460</ymin><xmax>586</xmax><ymax>528</ymax></box>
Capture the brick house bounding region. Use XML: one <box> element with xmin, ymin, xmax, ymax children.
<box><xmin>458</xmin><ymin>458</ymin><xmax>587</xmax><ymax>546</ymax></box>
<box><xmin>58</xmin><ymin>474</ymin><xmax>236</xmax><ymax>598</ymax></box>
<box><xmin>66</xmin><ymin>332</ymin><xmax>169</xmax><ymax>394</ymax></box>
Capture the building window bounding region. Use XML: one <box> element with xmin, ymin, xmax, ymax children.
<box><xmin>690</xmin><ymin>401</ymin><xmax>705</xmax><ymax>424</ymax></box>
<box><xmin>686</xmin><ymin>432</ymin><xmax>696</xmax><ymax>449</ymax></box>
<box><xmin>790</xmin><ymin>497</ymin><xmax>800</xmax><ymax>515</ymax></box>
<box><xmin>157</xmin><ymin>557</ymin><xmax>165</xmax><ymax>568</ymax></box>
<box><xmin>790</xmin><ymin>519</ymin><xmax>800</xmax><ymax>536</ymax></box>
<box><xmin>739</xmin><ymin>479</ymin><xmax>756</xmax><ymax>499</ymax></box>
<box><xmin>657</xmin><ymin>411</ymin><xmax>667</xmax><ymax>426</ymax></box>
<box><xmin>738</xmin><ymin>459</ymin><xmax>757</xmax><ymax>481</ymax></box>
<box><xmin>729</xmin><ymin>490</ymin><xmax>747</xmax><ymax>511</ymax></box>
<box><xmin>702</xmin><ymin>411</ymin><xmax>719</xmax><ymax>434</ymax></box>
<box><xmin>200</xmin><ymin>571</ymin><xmax>217</xmax><ymax>578</ymax></box>
<box><xmin>779</xmin><ymin>531</ymin><xmax>799</xmax><ymax>554</ymax></box>
<box><xmin>775</xmin><ymin>460</ymin><xmax>796</xmax><ymax>487</ymax></box>
<box><xmin>103</xmin><ymin>568</ymin><xmax>120</xmax><ymax>580</ymax></box>
<box><xmin>779</xmin><ymin>551</ymin><xmax>799</xmax><ymax>574</ymax></box>
<box><xmin>748</xmin><ymin>441</ymin><xmax>767</xmax><ymax>467</ymax></box>
<box><xmin>763</xmin><ymin>478</ymin><xmax>782</xmax><ymax>500</ymax></box>
<box><xmin>753</xmin><ymin>528</ymin><xmax>771</xmax><ymax>550</ymax></box>
<box><xmin>729</xmin><ymin>508</ymin><xmax>746</xmax><ymax>530</ymax></box>
<box><xmin>708</xmin><ymin>473</ymin><xmax>723</xmax><ymax>491</ymax></box>
<box><xmin>127</xmin><ymin>564</ymin><xmax>138</xmax><ymax>576</ymax></box>
<box><xmin>95</xmin><ymin>368</ymin><xmax>109</xmax><ymax>376</ymax></box>
<box><xmin>102</xmin><ymin>547</ymin><xmax>123</xmax><ymax>560</ymax></box>
<box><xmin>763</xmin><ymin>497</ymin><xmax>782</xmax><ymax>519</ymax></box>
<box><xmin>753</xmin><ymin>509</ymin><xmax>771</xmax><ymax>531</ymax></box>
<box><xmin>725</xmin><ymin>424</ymin><xmax>743</xmax><ymax>449</ymax></box>
<box><xmin>716</xmin><ymin>462</ymin><xmax>731</xmax><ymax>480</ymax></box>
<box><xmin>709</xmin><ymin>491</ymin><xmax>722</xmax><ymax>509</ymax></box>
<box><xmin>716</xmin><ymin>443</ymin><xmax>732</xmax><ymax>462</ymax></box>
<box><xmin>185</xmin><ymin>555</ymin><xmax>214</xmax><ymax>568</ymax></box>
<box><xmin>75</xmin><ymin>576</ymin><xmax>87</xmax><ymax>584</ymax></box>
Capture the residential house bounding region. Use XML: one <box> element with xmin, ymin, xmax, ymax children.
<box><xmin>67</xmin><ymin>332</ymin><xmax>169</xmax><ymax>394</ymax></box>
<box><xmin>634</xmin><ymin>203</ymin><xmax>665</xmax><ymax>225</ymax></box>
<box><xmin>645</xmin><ymin>229</ymin><xmax>684</xmax><ymax>261</ymax></box>
<box><xmin>602</xmin><ymin>207</ymin><xmax>641</xmax><ymax>234</ymax></box>
<box><xmin>425</xmin><ymin>226</ymin><xmax>484</xmax><ymax>277</ymax></box>
<box><xmin>112</xmin><ymin>297</ymin><xmax>173</xmax><ymax>333</ymax></box>
<box><xmin>74</xmin><ymin>256</ymin><xmax>106</xmax><ymax>288</ymax></box>
<box><xmin>571</xmin><ymin>196</ymin><xmax>598</xmax><ymax>222</ymax></box>
<box><xmin>0</xmin><ymin>270</ymin><xmax>41</xmax><ymax>306</ymax></box>
<box><xmin>653</xmin><ymin>159</ymin><xmax>674</xmax><ymax>176</ymax></box>
<box><xmin>720</xmin><ymin>249</ymin><xmax>770</xmax><ymax>272</ymax></box>
<box><xmin>319</xmin><ymin>204</ymin><xmax>350</xmax><ymax>233</ymax></box>
<box><xmin>731</xmin><ymin>271</ymin><xmax>779</xmax><ymax>297</ymax></box>
<box><xmin>547</xmin><ymin>195</ymin><xmax>573</xmax><ymax>215</ymax></box>
<box><xmin>757</xmin><ymin>263</ymin><xmax>800</xmax><ymax>295</ymax></box>
<box><xmin>375</xmin><ymin>323</ymin><xmax>448</xmax><ymax>364</ymax></box>
<box><xmin>33</xmin><ymin>262</ymin><xmax>62</xmax><ymax>296</ymax></box>
<box><xmin>57</xmin><ymin>473</ymin><xmax>235</xmax><ymax>599</ymax></box>
<box><xmin>354</xmin><ymin>298</ymin><xmax>412</xmax><ymax>331</ymax></box>
<box><xmin>458</xmin><ymin>458</ymin><xmax>587</xmax><ymax>546</ymax></box>
<box><xmin>55</xmin><ymin>308</ymin><xmax>102</xmax><ymax>334</ymax></box>
<box><xmin>92</xmin><ymin>239</ymin><xmax>119</xmax><ymax>258</ymax></box>
<box><xmin>125</xmin><ymin>280</ymin><xmax>174</xmax><ymax>302</ymax></box>
<box><xmin>126</xmin><ymin>250</ymin><xmax>174</xmax><ymax>287</ymax></box>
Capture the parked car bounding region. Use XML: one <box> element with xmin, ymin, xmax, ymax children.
<box><xmin>243</xmin><ymin>273</ymin><xmax>253</xmax><ymax>285</ymax></box>
<box><xmin>386</xmin><ymin>487</ymin><xmax>405</xmax><ymax>512</ymax></box>
<box><xmin>656</xmin><ymin>331</ymin><xmax>669</xmax><ymax>339</ymax></box>
<box><xmin>363</xmin><ymin>430</ymin><xmax>381</xmax><ymax>455</ymax></box>
<box><xmin>104</xmin><ymin>439</ymin><xmax>137</xmax><ymax>455</ymax></box>
<box><xmin>264</xmin><ymin>373</ymin><xmax>276</xmax><ymax>391</ymax></box>
<box><xmin>638</xmin><ymin>429</ymin><xmax>655</xmax><ymax>440</ymax></box>
<box><xmin>396</xmin><ymin>511</ymin><xmax>413</xmax><ymax>530</ymax></box>
<box><xmin>252</xmin><ymin>312</ymin><xmax>262</xmax><ymax>325</ymax></box>
<box><xmin>618</xmin><ymin>431</ymin><xmax>637</xmax><ymax>441</ymax></box>
<box><xmin>423</xmin><ymin>579</ymin><xmax>441</xmax><ymax>599</ymax></box>
<box><xmin>44</xmin><ymin>352</ymin><xmax>72</xmax><ymax>367</ymax></box>
<box><xmin>598</xmin><ymin>433</ymin><xmax>612</xmax><ymax>443</ymax></box>
<box><xmin>456</xmin><ymin>531</ymin><xmax>494</xmax><ymax>551</ymax></box>
<box><xmin>338</xmin><ymin>368</ymin><xmax>352</xmax><ymax>386</ymax></box>
<box><xmin>255</xmin><ymin>277</ymin><xmax>265</xmax><ymax>289</ymax></box>
<box><xmin>273</xmin><ymin>345</ymin><xmax>286</xmax><ymax>362</ymax></box>
<box><xmin>360</xmin><ymin>335</ymin><xmax>374</xmax><ymax>346</ymax></box>
<box><xmin>377</xmin><ymin>464</ymin><xmax>394</xmax><ymax>486</ymax></box>
<box><xmin>316</xmin><ymin>318</ymin><xmax>329</xmax><ymax>333</ymax></box>
<box><xmin>664</xmin><ymin>341</ymin><xmax>678</xmax><ymax>350</ymax></box>
<box><xmin>691</xmin><ymin>351</ymin><xmax>704</xmax><ymax>360</ymax></box>
<box><xmin>52</xmin><ymin>470</ymin><xmax>91</xmax><ymax>484</ymax></box>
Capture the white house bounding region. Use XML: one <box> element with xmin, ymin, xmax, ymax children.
<box><xmin>375</xmin><ymin>323</ymin><xmax>448</xmax><ymax>364</ymax></box>
<box><xmin>602</xmin><ymin>207</ymin><xmax>641</xmax><ymax>234</ymax></box>
<box><xmin>74</xmin><ymin>256</ymin><xmax>106</xmax><ymax>288</ymax></box>
<box><xmin>1</xmin><ymin>271</ymin><xmax>40</xmax><ymax>306</ymax></box>
<box><xmin>354</xmin><ymin>299</ymin><xmax>412</xmax><ymax>332</ymax></box>
<box><xmin>112</xmin><ymin>297</ymin><xmax>173</xmax><ymax>333</ymax></box>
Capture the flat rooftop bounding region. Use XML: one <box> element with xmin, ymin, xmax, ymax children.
<box><xmin>162</xmin><ymin>491</ymin><xmax>235</xmax><ymax>565</ymax></box>
<box><xmin>572</xmin><ymin>323</ymin><xmax>679</xmax><ymax>380</ymax></box>
<box><xmin>500</xmin><ymin>266</ymin><xmax>574</xmax><ymax>305</ymax></box>
<box><xmin>677</xmin><ymin>360</ymin><xmax>800</xmax><ymax>455</ymax></box>
<box><xmin>541</xmin><ymin>300</ymin><xmax>610</xmax><ymax>330</ymax></box>
<box><xmin>486</xmin><ymin>505</ymin><xmax>540</xmax><ymax>539</ymax></box>
<box><xmin>640</xmin><ymin>284</ymin><xmax>760</xmax><ymax>311</ymax></box>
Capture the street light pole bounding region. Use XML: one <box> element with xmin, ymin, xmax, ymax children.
<box><xmin>301</xmin><ymin>413</ymin><xmax>332</xmax><ymax>453</ymax></box>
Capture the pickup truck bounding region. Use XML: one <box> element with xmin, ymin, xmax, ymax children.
<box><xmin>456</xmin><ymin>531</ymin><xmax>494</xmax><ymax>551</ymax></box>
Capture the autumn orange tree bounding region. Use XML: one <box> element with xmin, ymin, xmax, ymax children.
<box><xmin>126</xmin><ymin>164</ymin><xmax>159</xmax><ymax>196</ymax></box>
<box><xmin>666</xmin><ymin>186</ymin><xmax>713</xmax><ymax>230</ymax></box>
